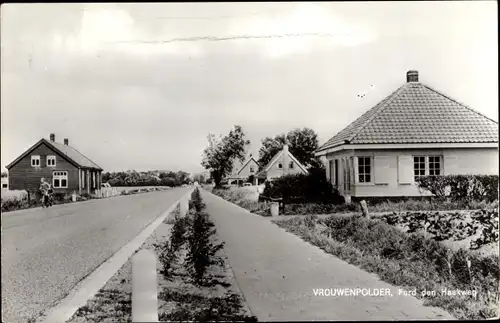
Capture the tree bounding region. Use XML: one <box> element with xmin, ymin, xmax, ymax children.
<box><xmin>258</xmin><ymin>127</ymin><xmax>322</xmax><ymax>170</ymax></box>
<box><xmin>201</xmin><ymin>125</ymin><xmax>250</xmax><ymax>188</ymax></box>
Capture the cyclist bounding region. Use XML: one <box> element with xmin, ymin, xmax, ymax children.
<box><xmin>40</xmin><ymin>177</ymin><xmax>53</xmax><ymax>207</ymax></box>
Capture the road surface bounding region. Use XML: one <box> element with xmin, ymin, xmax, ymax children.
<box><xmin>1</xmin><ymin>187</ymin><xmax>189</xmax><ymax>323</ymax></box>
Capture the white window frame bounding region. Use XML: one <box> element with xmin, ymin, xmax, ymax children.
<box><xmin>413</xmin><ymin>156</ymin><xmax>442</xmax><ymax>181</ymax></box>
<box><xmin>357</xmin><ymin>156</ymin><xmax>372</xmax><ymax>183</ymax></box>
<box><xmin>47</xmin><ymin>155</ymin><xmax>56</xmax><ymax>167</ymax></box>
<box><xmin>289</xmin><ymin>161</ymin><xmax>294</xmax><ymax>169</ymax></box>
<box><xmin>413</xmin><ymin>156</ymin><xmax>426</xmax><ymax>181</ymax></box>
<box><xmin>428</xmin><ymin>156</ymin><xmax>442</xmax><ymax>176</ymax></box>
<box><xmin>31</xmin><ymin>155</ymin><xmax>41</xmax><ymax>167</ymax></box>
<box><xmin>53</xmin><ymin>171</ymin><xmax>68</xmax><ymax>188</ymax></box>
<box><xmin>278</xmin><ymin>163</ymin><xmax>283</xmax><ymax>169</ymax></box>
<box><xmin>250</xmin><ymin>167</ymin><xmax>254</xmax><ymax>173</ymax></box>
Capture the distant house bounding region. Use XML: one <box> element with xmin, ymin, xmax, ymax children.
<box><xmin>6</xmin><ymin>133</ymin><xmax>103</xmax><ymax>195</ymax></box>
<box><xmin>227</xmin><ymin>155</ymin><xmax>260</xmax><ymax>186</ymax></box>
<box><xmin>1</xmin><ymin>176</ymin><xmax>8</xmax><ymax>190</ymax></box>
<box><xmin>315</xmin><ymin>70</ymin><xmax>499</xmax><ymax>202</ymax></box>
<box><xmin>256</xmin><ymin>144</ymin><xmax>309</xmax><ymax>183</ymax></box>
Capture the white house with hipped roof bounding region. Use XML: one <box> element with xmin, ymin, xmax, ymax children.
<box><xmin>315</xmin><ymin>70</ymin><xmax>499</xmax><ymax>202</ymax></box>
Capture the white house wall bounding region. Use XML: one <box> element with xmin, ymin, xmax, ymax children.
<box><xmin>442</xmin><ymin>148</ymin><xmax>498</xmax><ymax>175</ymax></box>
<box><xmin>265</xmin><ymin>152</ymin><xmax>307</xmax><ymax>180</ymax></box>
<box><xmin>325</xmin><ymin>147</ymin><xmax>498</xmax><ymax>198</ymax></box>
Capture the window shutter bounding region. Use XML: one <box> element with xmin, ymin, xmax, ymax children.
<box><xmin>349</xmin><ymin>157</ymin><xmax>354</xmax><ymax>188</ymax></box>
<box><xmin>326</xmin><ymin>160</ymin><xmax>331</xmax><ymax>182</ymax></box>
<box><xmin>374</xmin><ymin>156</ymin><xmax>390</xmax><ymax>184</ymax></box>
<box><xmin>353</xmin><ymin>156</ymin><xmax>359</xmax><ymax>184</ymax></box>
<box><xmin>398</xmin><ymin>155</ymin><xmax>413</xmax><ymax>184</ymax></box>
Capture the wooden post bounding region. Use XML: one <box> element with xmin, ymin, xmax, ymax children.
<box><xmin>360</xmin><ymin>200</ymin><xmax>370</xmax><ymax>219</ymax></box>
<box><xmin>132</xmin><ymin>249</ymin><xmax>158</xmax><ymax>323</ymax></box>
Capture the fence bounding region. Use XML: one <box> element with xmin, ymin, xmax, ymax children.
<box><xmin>96</xmin><ymin>187</ymin><xmax>119</xmax><ymax>198</ymax></box>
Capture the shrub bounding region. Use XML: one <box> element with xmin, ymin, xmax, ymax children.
<box><xmin>470</xmin><ymin>209</ymin><xmax>499</xmax><ymax>249</ymax></box>
<box><xmin>1</xmin><ymin>196</ymin><xmax>30</xmax><ymax>212</ymax></box>
<box><xmin>262</xmin><ymin>168</ymin><xmax>344</xmax><ymax>204</ymax></box>
<box><xmin>190</xmin><ymin>188</ymin><xmax>206</xmax><ymax>212</ymax></box>
<box><xmin>416</xmin><ymin>175</ymin><xmax>499</xmax><ymax>203</ymax></box>
<box><xmin>185</xmin><ymin>210</ymin><xmax>224</xmax><ymax>286</ymax></box>
<box><xmin>378</xmin><ymin>209</ymin><xmax>499</xmax><ymax>249</ymax></box>
<box><xmin>52</xmin><ymin>192</ymin><xmax>66</xmax><ymax>202</ymax></box>
<box><xmin>81</xmin><ymin>192</ymin><xmax>92</xmax><ymax>199</ymax></box>
<box><xmin>155</xmin><ymin>212</ymin><xmax>190</xmax><ymax>277</ymax></box>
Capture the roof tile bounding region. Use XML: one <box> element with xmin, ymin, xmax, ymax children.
<box><xmin>318</xmin><ymin>81</ymin><xmax>498</xmax><ymax>151</ymax></box>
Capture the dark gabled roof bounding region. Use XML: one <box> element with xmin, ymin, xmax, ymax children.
<box><xmin>6</xmin><ymin>138</ymin><xmax>103</xmax><ymax>170</ymax></box>
<box><xmin>317</xmin><ymin>75</ymin><xmax>499</xmax><ymax>152</ymax></box>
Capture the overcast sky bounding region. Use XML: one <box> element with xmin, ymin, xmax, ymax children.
<box><xmin>1</xmin><ymin>1</ymin><xmax>498</xmax><ymax>174</ymax></box>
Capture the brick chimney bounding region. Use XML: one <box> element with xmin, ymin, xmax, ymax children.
<box><xmin>50</xmin><ymin>133</ymin><xmax>55</xmax><ymax>142</ymax></box>
<box><xmin>283</xmin><ymin>144</ymin><xmax>289</xmax><ymax>152</ymax></box>
<box><xmin>407</xmin><ymin>70</ymin><xmax>419</xmax><ymax>83</ymax></box>
<box><xmin>64</xmin><ymin>138</ymin><xmax>69</xmax><ymax>145</ymax></box>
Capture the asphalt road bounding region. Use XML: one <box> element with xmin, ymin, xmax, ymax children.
<box><xmin>1</xmin><ymin>187</ymin><xmax>189</xmax><ymax>323</ymax></box>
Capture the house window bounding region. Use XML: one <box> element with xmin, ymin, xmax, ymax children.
<box><xmin>429</xmin><ymin>156</ymin><xmax>441</xmax><ymax>176</ymax></box>
<box><xmin>92</xmin><ymin>172</ymin><xmax>96</xmax><ymax>188</ymax></box>
<box><xmin>413</xmin><ymin>156</ymin><xmax>442</xmax><ymax>180</ymax></box>
<box><xmin>2</xmin><ymin>184</ymin><xmax>7</xmax><ymax>188</ymax></box>
<box><xmin>278</xmin><ymin>163</ymin><xmax>283</xmax><ymax>169</ymax></box>
<box><xmin>414</xmin><ymin>156</ymin><xmax>426</xmax><ymax>180</ymax></box>
<box><xmin>47</xmin><ymin>155</ymin><xmax>56</xmax><ymax>167</ymax></box>
<box><xmin>31</xmin><ymin>155</ymin><xmax>40</xmax><ymax>167</ymax></box>
<box><xmin>53</xmin><ymin>171</ymin><xmax>68</xmax><ymax>188</ymax></box>
<box><xmin>358</xmin><ymin>157</ymin><xmax>372</xmax><ymax>183</ymax></box>
<box><xmin>289</xmin><ymin>161</ymin><xmax>294</xmax><ymax>169</ymax></box>
<box><xmin>250</xmin><ymin>167</ymin><xmax>254</xmax><ymax>173</ymax></box>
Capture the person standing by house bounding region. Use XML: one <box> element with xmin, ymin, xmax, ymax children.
<box><xmin>40</xmin><ymin>177</ymin><xmax>53</xmax><ymax>207</ymax></box>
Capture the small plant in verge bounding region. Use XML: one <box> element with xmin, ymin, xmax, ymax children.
<box><xmin>154</xmin><ymin>211</ymin><xmax>190</xmax><ymax>278</ymax></box>
<box><xmin>185</xmin><ymin>210</ymin><xmax>225</xmax><ymax>286</ymax></box>
<box><xmin>190</xmin><ymin>187</ymin><xmax>206</xmax><ymax>212</ymax></box>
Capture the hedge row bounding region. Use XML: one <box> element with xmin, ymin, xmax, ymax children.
<box><xmin>416</xmin><ymin>175</ymin><xmax>498</xmax><ymax>203</ymax></box>
<box><xmin>261</xmin><ymin>168</ymin><xmax>344</xmax><ymax>204</ymax></box>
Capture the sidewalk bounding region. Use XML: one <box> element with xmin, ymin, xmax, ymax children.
<box><xmin>201</xmin><ymin>190</ymin><xmax>455</xmax><ymax>321</ymax></box>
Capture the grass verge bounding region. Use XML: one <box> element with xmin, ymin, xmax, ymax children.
<box><xmin>211</xmin><ymin>188</ymin><xmax>498</xmax><ymax>216</ymax></box>
<box><xmin>155</xmin><ymin>187</ymin><xmax>257</xmax><ymax>321</ymax></box>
